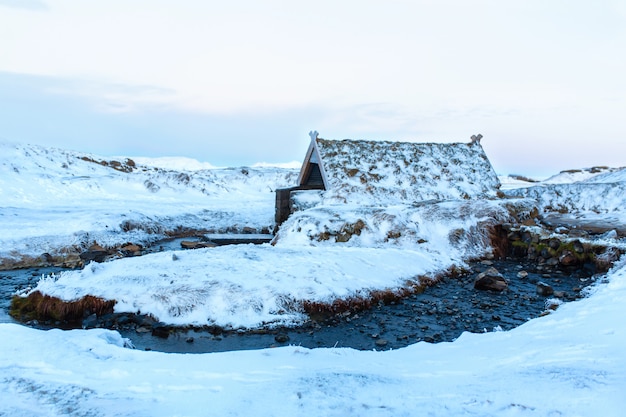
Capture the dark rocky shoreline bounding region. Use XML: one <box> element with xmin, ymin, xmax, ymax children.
<box><xmin>2</xmin><ymin>255</ymin><xmax>602</xmax><ymax>353</ymax></box>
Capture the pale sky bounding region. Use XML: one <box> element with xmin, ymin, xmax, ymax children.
<box><xmin>1</xmin><ymin>0</ymin><xmax>625</xmax><ymax>176</ymax></box>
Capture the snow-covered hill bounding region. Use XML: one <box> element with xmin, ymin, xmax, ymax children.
<box><xmin>504</xmin><ymin>166</ymin><xmax>626</xmax><ymax>226</ymax></box>
<box><xmin>0</xmin><ymin>141</ymin><xmax>298</xmax><ymax>267</ymax></box>
<box><xmin>542</xmin><ymin>166</ymin><xmax>623</xmax><ymax>184</ymax></box>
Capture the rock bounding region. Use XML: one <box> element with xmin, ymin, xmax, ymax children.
<box><xmin>375</xmin><ymin>339</ymin><xmax>388</xmax><ymax>347</ymax></box>
<box><xmin>121</xmin><ymin>243</ymin><xmax>142</xmax><ymax>256</ymax></box>
<box><xmin>595</xmin><ymin>247</ymin><xmax>621</xmax><ymax>272</ymax></box>
<box><xmin>546</xmin><ymin>257</ymin><xmax>559</xmax><ymax>266</ymax></box>
<box><xmin>554</xmin><ymin>226</ymin><xmax>569</xmax><ymax>234</ymax></box>
<box><xmin>474</xmin><ymin>267</ymin><xmax>508</xmax><ymax>292</ymax></box>
<box><xmin>180</xmin><ymin>240</ymin><xmax>216</xmax><ymax>250</ymax></box>
<box><xmin>572</xmin><ymin>240</ymin><xmax>585</xmax><ymax>254</ymax></box>
<box><xmin>151</xmin><ymin>323</ymin><xmax>171</xmax><ymax>339</ymax></box>
<box><xmin>536</xmin><ymin>282</ymin><xmax>554</xmax><ymax>296</ymax></box>
<box><xmin>517</xmin><ymin>270</ymin><xmax>529</xmax><ymax>279</ymax></box>
<box><xmin>116</xmin><ymin>315</ymin><xmax>131</xmax><ymax>326</ymax></box>
<box><xmin>274</xmin><ymin>333</ymin><xmax>290</xmax><ymax>343</ymax></box>
<box><xmin>82</xmin><ymin>313</ymin><xmax>98</xmax><ymax>329</ymax></box>
<box><xmin>79</xmin><ymin>244</ymin><xmax>110</xmax><ymax>263</ymax></box>
<box><xmin>548</xmin><ymin>238</ymin><xmax>561</xmax><ymax>250</ymax></box>
<box><xmin>186</xmin><ymin>337</ymin><xmax>195</xmax><ymax>343</ymax></box>
<box><xmin>206</xmin><ymin>325</ymin><xmax>223</xmax><ymax>336</ymax></box>
<box><xmin>559</xmin><ymin>250</ymin><xmax>578</xmax><ymax>267</ymax></box>
<box><xmin>142</xmin><ymin>316</ymin><xmax>159</xmax><ymax>328</ymax></box>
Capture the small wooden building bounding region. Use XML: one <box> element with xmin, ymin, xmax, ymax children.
<box><xmin>275</xmin><ymin>131</ymin><xmax>500</xmax><ymax>226</ymax></box>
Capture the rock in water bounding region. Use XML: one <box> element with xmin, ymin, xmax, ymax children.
<box><xmin>536</xmin><ymin>282</ymin><xmax>554</xmax><ymax>296</ymax></box>
<box><xmin>274</xmin><ymin>333</ymin><xmax>290</xmax><ymax>343</ymax></box>
<box><xmin>474</xmin><ymin>267</ymin><xmax>508</xmax><ymax>291</ymax></box>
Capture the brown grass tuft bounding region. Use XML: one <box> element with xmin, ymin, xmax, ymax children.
<box><xmin>10</xmin><ymin>291</ymin><xmax>115</xmax><ymax>323</ymax></box>
<box><xmin>300</xmin><ymin>277</ymin><xmax>436</xmax><ymax>322</ymax></box>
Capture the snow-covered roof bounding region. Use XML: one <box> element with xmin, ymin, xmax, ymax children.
<box><xmin>298</xmin><ymin>135</ymin><xmax>501</xmax><ymax>203</ymax></box>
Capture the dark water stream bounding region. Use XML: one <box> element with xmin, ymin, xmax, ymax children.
<box><xmin>0</xmin><ymin>257</ymin><xmax>599</xmax><ymax>353</ymax></box>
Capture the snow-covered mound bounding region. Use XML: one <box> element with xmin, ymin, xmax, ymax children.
<box><xmin>31</xmin><ymin>245</ymin><xmax>450</xmax><ymax>328</ymax></box>
<box><xmin>581</xmin><ymin>166</ymin><xmax>626</xmax><ymax>183</ymax></box>
<box><xmin>0</xmin><ymin>141</ymin><xmax>298</xmax><ymax>265</ymax></box>
<box><xmin>542</xmin><ymin>166</ymin><xmax>622</xmax><ymax>184</ymax></box>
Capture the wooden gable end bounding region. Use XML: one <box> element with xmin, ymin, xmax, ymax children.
<box><xmin>297</xmin><ymin>138</ymin><xmax>326</xmax><ymax>190</ymax></box>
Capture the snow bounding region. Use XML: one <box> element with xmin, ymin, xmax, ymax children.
<box><xmin>1</xmin><ymin>261</ymin><xmax>625</xmax><ymax>416</ymax></box>
<box><xmin>33</xmin><ymin>246</ymin><xmax>449</xmax><ymax>328</ymax></box>
<box><xmin>2</xmin><ymin>140</ymin><xmax>626</xmax><ymax>415</ymax></box>
<box><xmin>130</xmin><ymin>156</ymin><xmax>218</xmax><ymax>171</ymax></box>
<box><xmin>542</xmin><ymin>166</ymin><xmax>623</xmax><ymax>184</ymax></box>
<box><xmin>498</xmin><ymin>175</ymin><xmax>541</xmax><ymax>190</ymax></box>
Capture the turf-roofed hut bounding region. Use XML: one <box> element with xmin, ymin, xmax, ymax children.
<box><xmin>275</xmin><ymin>131</ymin><xmax>501</xmax><ymax>226</ymax></box>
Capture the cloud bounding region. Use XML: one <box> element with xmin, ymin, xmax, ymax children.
<box><xmin>0</xmin><ymin>0</ymin><xmax>48</xmax><ymax>10</ymax></box>
<box><xmin>44</xmin><ymin>79</ymin><xmax>178</xmax><ymax>114</ymax></box>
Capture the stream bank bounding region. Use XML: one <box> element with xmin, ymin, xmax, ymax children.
<box><xmin>2</xmin><ymin>225</ymin><xmax>620</xmax><ymax>353</ymax></box>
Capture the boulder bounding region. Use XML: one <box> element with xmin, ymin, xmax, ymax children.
<box><xmin>595</xmin><ymin>247</ymin><xmax>621</xmax><ymax>272</ymax></box>
<box><xmin>274</xmin><ymin>333</ymin><xmax>290</xmax><ymax>343</ymax></box>
<box><xmin>536</xmin><ymin>282</ymin><xmax>554</xmax><ymax>296</ymax></box>
<box><xmin>546</xmin><ymin>257</ymin><xmax>559</xmax><ymax>266</ymax></box>
<box><xmin>121</xmin><ymin>243</ymin><xmax>142</xmax><ymax>256</ymax></box>
<box><xmin>559</xmin><ymin>250</ymin><xmax>578</xmax><ymax>267</ymax></box>
<box><xmin>79</xmin><ymin>244</ymin><xmax>109</xmax><ymax>263</ymax></box>
<box><xmin>548</xmin><ymin>238</ymin><xmax>561</xmax><ymax>250</ymax></box>
<box><xmin>474</xmin><ymin>267</ymin><xmax>508</xmax><ymax>292</ymax></box>
<box><xmin>572</xmin><ymin>240</ymin><xmax>585</xmax><ymax>254</ymax></box>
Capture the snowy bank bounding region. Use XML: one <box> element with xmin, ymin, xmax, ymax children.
<box><xmin>23</xmin><ymin>197</ymin><xmax>533</xmax><ymax>329</ymax></box>
<box><xmin>1</xmin><ymin>259</ymin><xmax>625</xmax><ymax>416</ymax></box>
<box><xmin>30</xmin><ymin>245</ymin><xmax>451</xmax><ymax>328</ymax></box>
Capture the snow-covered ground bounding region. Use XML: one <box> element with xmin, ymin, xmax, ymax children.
<box><xmin>2</xmin><ymin>261</ymin><xmax>625</xmax><ymax>416</ymax></box>
<box><xmin>2</xmin><ymin>140</ymin><xmax>626</xmax><ymax>416</ymax></box>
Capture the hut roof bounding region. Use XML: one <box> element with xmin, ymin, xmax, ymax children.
<box><xmin>297</xmin><ymin>134</ymin><xmax>500</xmax><ymax>204</ymax></box>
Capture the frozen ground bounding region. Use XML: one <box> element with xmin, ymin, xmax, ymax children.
<box><xmin>1</xmin><ymin>141</ymin><xmax>626</xmax><ymax>415</ymax></box>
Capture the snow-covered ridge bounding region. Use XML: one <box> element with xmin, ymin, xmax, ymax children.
<box><xmin>542</xmin><ymin>165</ymin><xmax>625</xmax><ymax>184</ymax></box>
<box><xmin>504</xmin><ymin>165</ymin><xmax>626</xmax><ymax>220</ymax></box>
<box><xmin>506</xmin><ymin>182</ymin><xmax>626</xmax><ymax>215</ymax></box>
